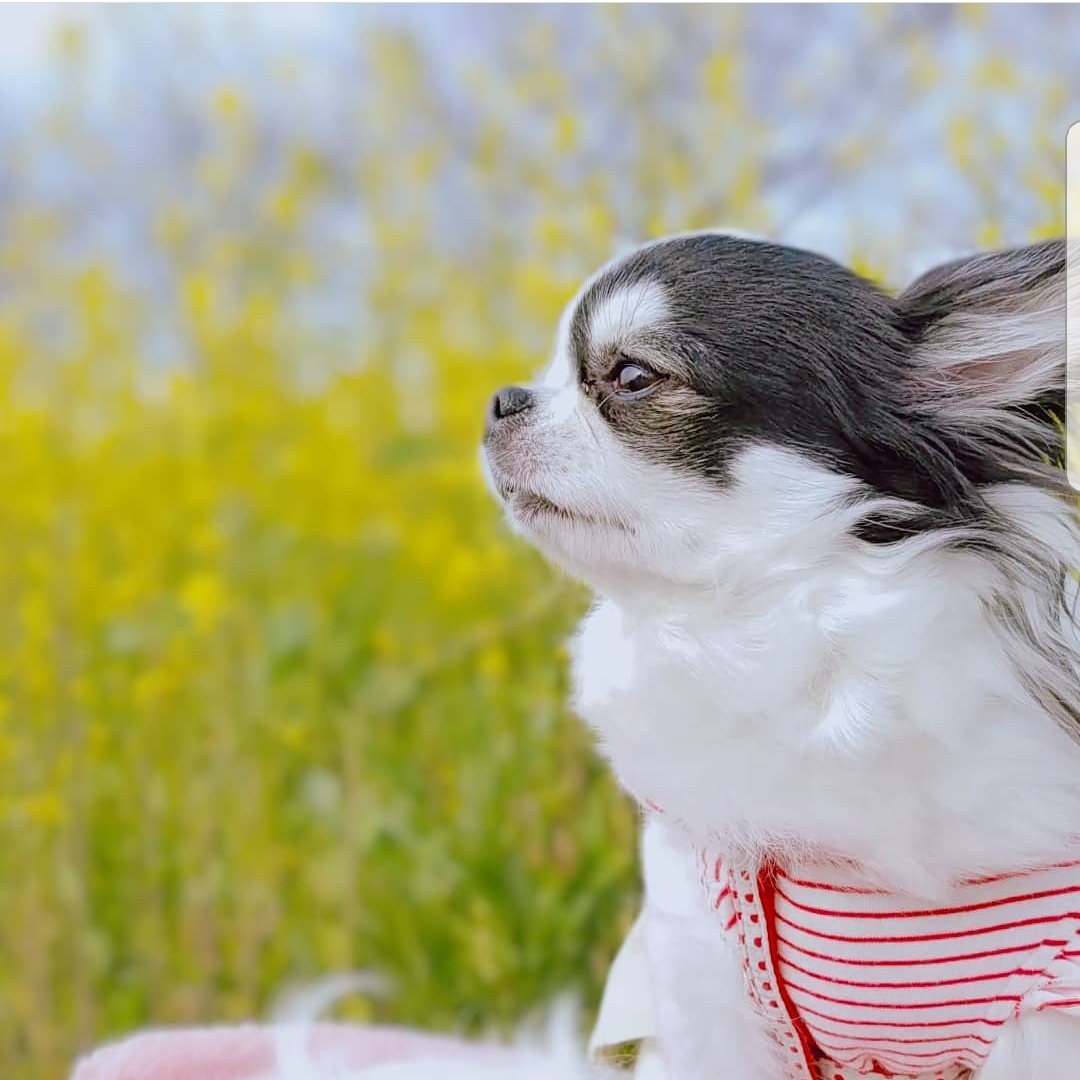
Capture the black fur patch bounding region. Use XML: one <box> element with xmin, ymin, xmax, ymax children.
<box><xmin>569</xmin><ymin>234</ymin><xmax>1067</xmax><ymax>542</ymax></box>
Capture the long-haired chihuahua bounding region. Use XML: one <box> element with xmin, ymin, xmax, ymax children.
<box><xmin>479</xmin><ymin>232</ymin><xmax>1080</xmax><ymax>1080</ymax></box>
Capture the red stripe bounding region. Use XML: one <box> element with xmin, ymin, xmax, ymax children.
<box><xmin>792</xmin><ymin>1001</ymin><xmax>1007</xmax><ymax>1030</ymax></box>
<box><xmin>815</xmin><ymin>1038</ymin><xmax>978</xmax><ymax>1065</ymax></box>
<box><xmin>1038</xmin><ymin>998</ymin><xmax>1080</xmax><ymax>1009</ymax></box>
<box><xmin>778</xmin><ymin>954</ymin><xmax>1042</xmax><ymax>989</ymax></box>
<box><xmin>723</xmin><ymin>913</ymin><xmax>738</xmax><ymax>932</ymax></box>
<box><xmin>784</xmin><ymin>978</ymin><xmax>1019</xmax><ymax>1011</ymax></box>
<box><xmin>805</xmin><ymin>1022</ymin><xmax>994</xmax><ymax>1048</ymax></box>
<box><xmin>776</xmin><ymin>932</ymin><xmax>1070</xmax><ymax>967</ymax></box>
<box><xmin>775</xmin><ymin>908</ymin><xmax>1080</xmax><ymax>944</ymax></box>
<box><xmin>823</xmin><ymin>1051</ymin><xmax>980</xmax><ymax>1075</ymax></box>
<box><xmin>775</xmin><ymin>882</ymin><xmax>1080</xmax><ymax>921</ymax></box>
<box><xmin>758</xmin><ymin>868</ymin><xmax>822</xmax><ymax>1078</ymax></box>
<box><xmin>776</xmin><ymin>868</ymin><xmax>887</xmax><ymax>894</ymax></box>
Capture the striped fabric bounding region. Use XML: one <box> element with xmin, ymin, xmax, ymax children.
<box><xmin>774</xmin><ymin>858</ymin><xmax>1080</xmax><ymax>1078</ymax></box>
<box><xmin>704</xmin><ymin>853</ymin><xmax>1080</xmax><ymax>1080</ymax></box>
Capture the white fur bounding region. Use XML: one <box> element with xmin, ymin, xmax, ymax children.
<box><xmin>924</xmin><ymin>267</ymin><xmax>1075</xmax><ymax>416</ymax></box>
<box><xmin>639</xmin><ymin>817</ymin><xmax>780</xmax><ymax>1080</ymax></box>
<box><xmin>587</xmin><ymin>282</ymin><xmax>669</xmax><ymax>353</ymax></box>
<box><xmin>260</xmin><ymin>979</ymin><xmax>615</xmax><ymax>1080</ymax></box>
<box><xmin>260</xmin><ymin>1017</ymin><xmax>611</xmax><ymax>1080</ymax></box>
<box><xmin>570</xmin><ymin>446</ymin><xmax>1080</xmax><ymax>895</ymax></box>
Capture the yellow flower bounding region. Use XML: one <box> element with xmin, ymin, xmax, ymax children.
<box><xmin>212</xmin><ymin>85</ymin><xmax>246</xmax><ymax>122</ymax></box>
<box><xmin>178</xmin><ymin>571</ymin><xmax>228</xmax><ymax>632</ymax></box>
<box><xmin>477</xmin><ymin>645</ymin><xmax>508</xmax><ymax>680</ymax></box>
<box><xmin>23</xmin><ymin>793</ymin><xmax>67</xmax><ymax>829</ymax></box>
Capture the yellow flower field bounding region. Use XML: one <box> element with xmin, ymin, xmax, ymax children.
<box><xmin>0</xmin><ymin>7</ymin><xmax>1074</xmax><ymax>1078</ymax></box>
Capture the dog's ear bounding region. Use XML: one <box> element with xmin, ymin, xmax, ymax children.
<box><xmin>895</xmin><ymin>240</ymin><xmax>1068</xmax><ymax>420</ymax></box>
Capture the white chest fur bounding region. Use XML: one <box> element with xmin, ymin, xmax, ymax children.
<box><xmin>570</xmin><ymin>542</ymin><xmax>1080</xmax><ymax>900</ymax></box>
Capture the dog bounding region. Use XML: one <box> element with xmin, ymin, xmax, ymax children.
<box><xmin>481</xmin><ymin>232</ymin><xmax>1080</xmax><ymax>1080</ymax></box>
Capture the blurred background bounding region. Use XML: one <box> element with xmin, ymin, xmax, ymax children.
<box><xmin>0</xmin><ymin>5</ymin><xmax>1076</xmax><ymax>1078</ymax></box>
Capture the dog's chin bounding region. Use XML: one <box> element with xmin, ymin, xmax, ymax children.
<box><xmin>483</xmin><ymin>455</ymin><xmax>687</xmax><ymax>596</ymax></box>
<box><xmin>484</xmin><ymin>455</ymin><xmax>622</xmax><ymax>533</ymax></box>
<box><xmin>503</xmin><ymin>495</ymin><xmax>689</xmax><ymax>604</ymax></box>
<box><xmin>507</xmin><ymin>488</ymin><xmax>622</xmax><ymax>532</ymax></box>
<box><xmin>491</xmin><ymin>481</ymin><xmax>620</xmax><ymax>574</ymax></box>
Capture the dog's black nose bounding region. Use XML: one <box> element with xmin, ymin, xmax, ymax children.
<box><xmin>488</xmin><ymin>386</ymin><xmax>535</xmax><ymax>428</ymax></box>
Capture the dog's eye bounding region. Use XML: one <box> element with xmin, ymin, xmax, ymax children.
<box><xmin>611</xmin><ymin>361</ymin><xmax>662</xmax><ymax>395</ymax></box>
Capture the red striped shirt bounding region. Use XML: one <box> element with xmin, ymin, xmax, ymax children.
<box><xmin>763</xmin><ymin>859</ymin><xmax>1080</xmax><ymax>1078</ymax></box>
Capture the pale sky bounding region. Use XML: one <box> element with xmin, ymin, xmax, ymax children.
<box><xmin>0</xmin><ymin>4</ymin><xmax>72</xmax><ymax>70</ymax></box>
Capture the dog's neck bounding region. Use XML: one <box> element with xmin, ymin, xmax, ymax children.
<box><xmin>572</xmin><ymin>516</ymin><xmax>1080</xmax><ymax>899</ymax></box>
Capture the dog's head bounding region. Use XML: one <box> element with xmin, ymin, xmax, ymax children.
<box><xmin>481</xmin><ymin>232</ymin><xmax>1069</xmax><ymax>601</ymax></box>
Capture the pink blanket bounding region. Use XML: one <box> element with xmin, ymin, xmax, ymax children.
<box><xmin>70</xmin><ymin>1023</ymin><xmax>518</xmax><ymax>1080</ymax></box>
